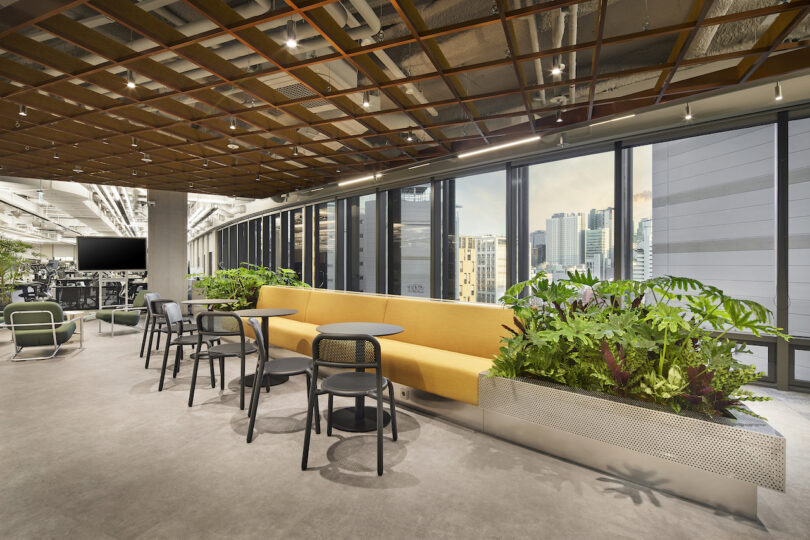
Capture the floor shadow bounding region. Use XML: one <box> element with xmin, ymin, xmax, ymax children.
<box><xmin>596</xmin><ymin>465</ymin><xmax>673</xmax><ymax>507</ymax></box>
<box><xmin>231</xmin><ymin>407</ymin><xmax>309</xmax><ymax>437</ymax></box>
<box><xmin>308</xmin><ymin>434</ymin><xmax>420</xmax><ymax>489</ymax></box>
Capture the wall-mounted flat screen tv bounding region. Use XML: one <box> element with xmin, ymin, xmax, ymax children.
<box><xmin>77</xmin><ymin>237</ymin><xmax>147</xmax><ymax>271</ymax></box>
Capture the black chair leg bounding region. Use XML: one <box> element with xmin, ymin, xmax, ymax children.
<box><xmin>388</xmin><ymin>383</ymin><xmax>398</xmax><ymax>441</ymax></box>
<box><xmin>173</xmin><ymin>345</ymin><xmax>182</xmax><ymax>378</ymax></box>
<box><xmin>264</xmin><ymin>374</ymin><xmax>270</xmax><ymax>393</ymax></box>
<box><xmin>139</xmin><ymin>314</ymin><xmax>150</xmax><ymax>357</ymax></box>
<box><xmin>377</xmin><ymin>390</ymin><xmax>384</xmax><ymax>476</ymax></box>
<box><xmin>219</xmin><ymin>357</ymin><xmax>225</xmax><ymax>390</ymax></box>
<box><xmin>326</xmin><ymin>393</ymin><xmax>333</xmax><ymax>437</ymax></box>
<box><xmin>158</xmin><ymin>344</ymin><xmax>171</xmax><ymax>391</ymax></box>
<box><xmin>302</xmin><ymin>384</ymin><xmax>318</xmax><ymax>470</ymax></box>
<box><xmin>156</xmin><ymin>325</ymin><xmax>162</xmax><ymax>349</ymax></box>
<box><xmin>145</xmin><ymin>318</ymin><xmax>157</xmax><ymax>369</ymax></box>
<box><xmin>188</xmin><ymin>342</ymin><xmax>202</xmax><ymax>407</ymax></box>
<box><xmin>305</xmin><ymin>372</ymin><xmax>321</xmax><ymax>434</ymax></box>
<box><xmin>209</xmin><ymin>353</ymin><xmax>216</xmax><ymax>388</ymax></box>
<box><xmin>239</xmin><ymin>355</ymin><xmax>246</xmax><ymax>410</ymax></box>
<box><xmin>246</xmin><ymin>356</ymin><xmax>265</xmax><ymax>442</ymax></box>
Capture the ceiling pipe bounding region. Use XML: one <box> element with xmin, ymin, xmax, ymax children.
<box><xmin>551</xmin><ymin>9</ymin><xmax>567</xmax><ymax>84</ymax></box>
<box><xmin>567</xmin><ymin>4</ymin><xmax>578</xmax><ymax>104</ymax></box>
<box><xmin>527</xmin><ymin>5</ymin><xmax>546</xmax><ymax>104</ymax></box>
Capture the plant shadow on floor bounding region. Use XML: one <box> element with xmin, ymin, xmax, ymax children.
<box><xmin>596</xmin><ymin>465</ymin><xmax>672</xmax><ymax>507</ymax></box>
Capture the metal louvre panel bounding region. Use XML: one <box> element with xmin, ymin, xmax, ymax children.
<box><xmin>478</xmin><ymin>374</ymin><xmax>786</xmax><ymax>491</ymax></box>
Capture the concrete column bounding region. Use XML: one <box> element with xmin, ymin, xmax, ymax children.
<box><xmin>147</xmin><ymin>189</ymin><xmax>187</xmax><ymax>302</ymax></box>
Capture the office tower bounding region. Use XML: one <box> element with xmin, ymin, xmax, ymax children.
<box><xmin>476</xmin><ymin>235</ymin><xmax>507</xmax><ymax>303</ymax></box>
<box><xmin>530</xmin><ymin>229</ymin><xmax>546</xmax><ymax>269</ymax></box>
<box><xmin>458</xmin><ymin>235</ymin><xmax>477</xmax><ymax>302</ymax></box>
<box><xmin>546</xmin><ymin>213</ymin><xmax>582</xmax><ymax>268</ymax></box>
<box><xmin>585</xmin><ymin>228</ymin><xmax>610</xmax><ymax>279</ymax></box>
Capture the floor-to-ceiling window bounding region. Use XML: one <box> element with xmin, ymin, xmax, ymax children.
<box><xmin>347</xmin><ymin>194</ymin><xmax>377</xmax><ymax>293</ymax></box>
<box><xmin>789</xmin><ymin>117</ymin><xmax>810</xmax><ymax>385</ymax></box>
<box><xmin>632</xmin><ymin>146</ymin><xmax>653</xmax><ymax>281</ymax></box>
<box><xmin>389</xmin><ymin>184</ymin><xmax>431</xmax><ymax>297</ymax></box>
<box><xmin>315</xmin><ymin>202</ymin><xmax>335</xmax><ymax>289</ymax></box>
<box><xmin>529</xmin><ymin>152</ymin><xmax>616</xmax><ymax>282</ymax></box>
<box><xmin>291</xmin><ymin>209</ymin><xmax>303</xmax><ymax>279</ymax></box>
<box><xmin>453</xmin><ymin>170</ymin><xmax>506</xmax><ymax>303</ymax></box>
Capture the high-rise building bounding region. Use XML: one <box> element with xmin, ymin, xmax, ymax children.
<box><xmin>400</xmin><ymin>185</ymin><xmax>431</xmax><ymax>297</ymax></box>
<box><xmin>530</xmin><ymin>229</ymin><xmax>546</xmax><ymax>268</ymax></box>
<box><xmin>476</xmin><ymin>235</ymin><xmax>507</xmax><ymax>303</ymax></box>
<box><xmin>458</xmin><ymin>235</ymin><xmax>477</xmax><ymax>302</ymax></box>
<box><xmin>585</xmin><ymin>228</ymin><xmax>610</xmax><ymax>279</ymax></box>
<box><xmin>546</xmin><ymin>213</ymin><xmax>582</xmax><ymax>267</ymax></box>
<box><xmin>633</xmin><ymin>217</ymin><xmax>653</xmax><ymax>281</ymax></box>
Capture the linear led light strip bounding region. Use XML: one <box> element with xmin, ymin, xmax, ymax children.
<box><xmin>457</xmin><ymin>135</ymin><xmax>540</xmax><ymax>159</ymax></box>
<box><xmin>590</xmin><ymin>114</ymin><xmax>636</xmax><ymax>127</ymax></box>
<box><xmin>337</xmin><ymin>173</ymin><xmax>381</xmax><ymax>187</ymax></box>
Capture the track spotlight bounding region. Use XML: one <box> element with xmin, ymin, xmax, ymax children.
<box><xmin>293</xmin><ymin>146</ymin><xmax>299</xmax><ymax>156</ymax></box>
<box><xmin>362</xmin><ymin>91</ymin><xmax>370</xmax><ymax>108</ymax></box>
<box><xmin>406</xmin><ymin>132</ymin><xmax>414</xmax><ymax>142</ymax></box>
<box><xmin>684</xmin><ymin>103</ymin><xmax>693</xmax><ymax>120</ymax></box>
<box><xmin>556</xmin><ymin>109</ymin><xmax>563</xmax><ymax>123</ymax></box>
<box><xmin>18</xmin><ymin>104</ymin><xmax>27</xmax><ymax>116</ymax></box>
<box><xmin>285</xmin><ymin>19</ymin><xmax>297</xmax><ymax>48</ymax></box>
<box><xmin>774</xmin><ymin>81</ymin><xmax>783</xmax><ymax>101</ymax></box>
<box><xmin>203</xmin><ymin>159</ymin><xmax>209</xmax><ymax>168</ymax></box>
<box><xmin>550</xmin><ymin>56</ymin><xmax>565</xmax><ymax>76</ymax></box>
<box><xmin>132</xmin><ymin>169</ymin><xmax>137</xmax><ymax>176</ymax></box>
<box><xmin>126</xmin><ymin>70</ymin><xmax>136</xmax><ymax>89</ymax></box>
<box><xmin>229</xmin><ymin>117</ymin><xmax>236</xmax><ymax>130</ymax></box>
<box><xmin>53</xmin><ymin>152</ymin><xmax>59</xmax><ymax>159</ymax></box>
<box><xmin>73</xmin><ymin>165</ymin><xmax>83</xmax><ymax>173</ymax></box>
<box><xmin>131</xmin><ymin>137</ymin><xmax>138</xmax><ymax>147</ymax></box>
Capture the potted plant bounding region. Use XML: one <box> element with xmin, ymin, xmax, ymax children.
<box><xmin>479</xmin><ymin>271</ymin><xmax>787</xmax><ymax>517</ymax></box>
<box><xmin>0</xmin><ymin>238</ymin><xmax>31</xmax><ymax>310</ymax></box>
<box><xmin>188</xmin><ymin>264</ymin><xmax>309</xmax><ymax>312</ymax></box>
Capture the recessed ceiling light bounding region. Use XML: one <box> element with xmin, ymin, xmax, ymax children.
<box><xmin>285</xmin><ymin>19</ymin><xmax>297</xmax><ymax>48</ymax></box>
<box><xmin>18</xmin><ymin>104</ymin><xmax>27</xmax><ymax>116</ymax></box>
<box><xmin>774</xmin><ymin>81</ymin><xmax>783</xmax><ymax>101</ymax></box>
<box><xmin>227</xmin><ymin>142</ymin><xmax>240</xmax><ymax>150</ymax></box>
<box><xmin>684</xmin><ymin>103</ymin><xmax>693</xmax><ymax>120</ymax></box>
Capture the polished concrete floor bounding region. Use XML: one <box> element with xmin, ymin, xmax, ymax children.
<box><xmin>1</xmin><ymin>324</ymin><xmax>809</xmax><ymax>540</ymax></box>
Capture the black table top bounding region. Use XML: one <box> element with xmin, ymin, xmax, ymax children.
<box><xmin>182</xmin><ymin>298</ymin><xmax>237</xmax><ymax>305</ymax></box>
<box><xmin>234</xmin><ymin>308</ymin><xmax>298</xmax><ymax>318</ymax></box>
<box><xmin>315</xmin><ymin>322</ymin><xmax>403</xmax><ymax>337</ymax></box>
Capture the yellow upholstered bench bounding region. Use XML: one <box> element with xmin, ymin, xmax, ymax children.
<box><xmin>244</xmin><ymin>286</ymin><xmax>513</xmax><ymax>406</ymax></box>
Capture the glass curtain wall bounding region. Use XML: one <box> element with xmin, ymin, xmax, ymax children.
<box><xmin>647</xmin><ymin>125</ymin><xmax>777</xmax><ymax>317</ymax></box>
<box><xmin>315</xmin><ymin>202</ymin><xmax>336</xmax><ymax>289</ymax></box>
<box><xmin>389</xmin><ymin>184</ymin><xmax>431</xmax><ymax>297</ymax></box>
<box><xmin>347</xmin><ymin>194</ymin><xmax>377</xmax><ymax>292</ymax></box>
<box><xmin>291</xmin><ymin>209</ymin><xmax>303</xmax><ymax>279</ymax></box>
<box><xmin>228</xmin><ymin>225</ymin><xmax>238</xmax><ymax>269</ymax></box>
<box><xmin>789</xmin><ymin>117</ymin><xmax>810</xmax><ymax>384</ymax></box>
<box><xmin>453</xmin><ymin>170</ymin><xmax>507</xmax><ymax>303</ymax></box>
<box><xmin>529</xmin><ymin>152</ymin><xmax>616</xmax><ymax>282</ymax></box>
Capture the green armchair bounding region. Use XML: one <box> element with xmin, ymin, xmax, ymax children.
<box><xmin>96</xmin><ymin>289</ymin><xmax>151</xmax><ymax>336</ymax></box>
<box><xmin>3</xmin><ymin>302</ymin><xmax>76</xmax><ymax>361</ymax></box>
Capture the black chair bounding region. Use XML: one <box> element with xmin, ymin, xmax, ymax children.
<box><xmin>244</xmin><ymin>318</ymin><xmax>320</xmax><ymax>443</ymax></box>
<box><xmin>140</xmin><ymin>292</ymin><xmax>161</xmax><ymax>358</ymax></box>
<box><xmin>158</xmin><ymin>302</ymin><xmax>214</xmax><ymax>392</ymax></box>
<box><xmin>302</xmin><ymin>333</ymin><xmax>398</xmax><ymax>476</ymax></box>
<box><xmin>191</xmin><ymin>312</ymin><xmax>257</xmax><ymax>410</ymax></box>
<box><xmin>144</xmin><ymin>299</ymin><xmax>198</xmax><ymax>369</ymax></box>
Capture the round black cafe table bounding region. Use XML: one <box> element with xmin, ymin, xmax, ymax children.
<box><xmin>234</xmin><ymin>308</ymin><xmax>298</xmax><ymax>387</ymax></box>
<box><xmin>315</xmin><ymin>322</ymin><xmax>403</xmax><ymax>433</ymax></box>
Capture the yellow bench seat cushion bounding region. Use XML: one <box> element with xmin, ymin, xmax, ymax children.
<box><xmin>378</xmin><ymin>338</ymin><xmax>492</xmax><ymax>406</ymax></box>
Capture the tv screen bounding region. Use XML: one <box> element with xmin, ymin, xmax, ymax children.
<box><xmin>77</xmin><ymin>237</ymin><xmax>147</xmax><ymax>271</ymax></box>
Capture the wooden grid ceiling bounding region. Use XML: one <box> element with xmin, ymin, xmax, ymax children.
<box><xmin>0</xmin><ymin>0</ymin><xmax>809</xmax><ymax>199</ymax></box>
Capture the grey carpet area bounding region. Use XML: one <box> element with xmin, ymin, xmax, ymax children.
<box><xmin>1</xmin><ymin>325</ymin><xmax>808</xmax><ymax>539</ymax></box>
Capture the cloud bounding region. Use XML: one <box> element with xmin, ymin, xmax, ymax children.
<box><xmin>633</xmin><ymin>190</ymin><xmax>652</xmax><ymax>203</ymax></box>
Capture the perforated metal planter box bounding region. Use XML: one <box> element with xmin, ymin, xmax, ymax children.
<box><xmin>478</xmin><ymin>374</ymin><xmax>785</xmax><ymax>519</ymax></box>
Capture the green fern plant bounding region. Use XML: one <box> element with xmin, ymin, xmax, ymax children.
<box><xmin>492</xmin><ymin>271</ymin><xmax>788</xmax><ymax>419</ymax></box>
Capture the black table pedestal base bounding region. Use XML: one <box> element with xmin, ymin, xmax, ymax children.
<box><xmin>331</xmin><ymin>407</ymin><xmax>391</xmax><ymax>433</ymax></box>
<box><xmin>244</xmin><ymin>373</ymin><xmax>289</xmax><ymax>387</ymax></box>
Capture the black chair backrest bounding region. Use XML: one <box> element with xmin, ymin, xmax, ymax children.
<box><xmin>246</xmin><ymin>318</ymin><xmax>266</xmax><ymax>364</ymax></box>
<box><xmin>144</xmin><ymin>292</ymin><xmax>161</xmax><ymax>315</ymax></box>
<box><xmin>162</xmin><ymin>302</ymin><xmax>184</xmax><ymax>326</ymax></box>
<box><xmin>151</xmin><ymin>299</ymin><xmax>174</xmax><ymax>320</ymax></box>
<box><xmin>312</xmin><ymin>333</ymin><xmax>381</xmax><ymax>370</ymax></box>
<box><xmin>196</xmin><ymin>311</ymin><xmax>245</xmax><ymax>338</ymax></box>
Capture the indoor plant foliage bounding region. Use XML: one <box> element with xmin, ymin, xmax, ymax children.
<box><xmin>188</xmin><ymin>264</ymin><xmax>309</xmax><ymax>311</ymax></box>
<box><xmin>0</xmin><ymin>238</ymin><xmax>32</xmax><ymax>307</ymax></box>
<box><xmin>492</xmin><ymin>271</ymin><xmax>787</xmax><ymax>418</ymax></box>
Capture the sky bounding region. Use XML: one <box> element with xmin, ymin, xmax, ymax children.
<box><xmin>449</xmin><ymin>147</ymin><xmax>655</xmax><ymax>238</ymax></box>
